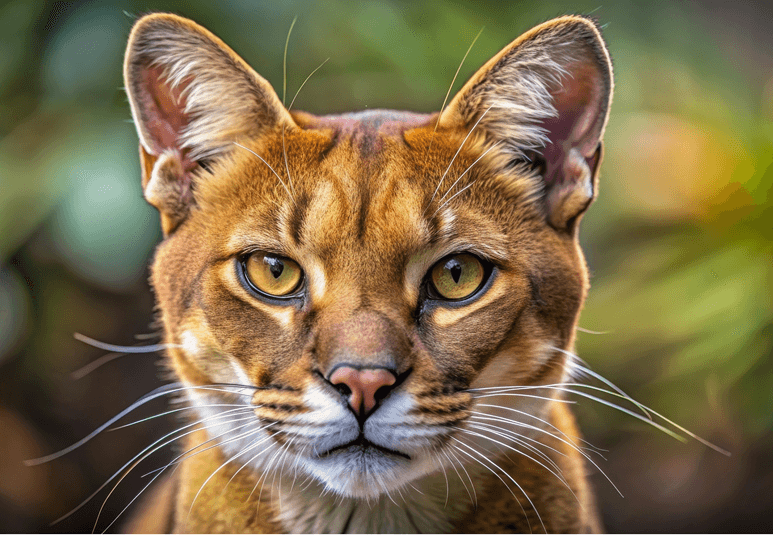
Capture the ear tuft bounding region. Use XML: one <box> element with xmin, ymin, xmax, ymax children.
<box><xmin>140</xmin><ymin>145</ymin><xmax>191</xmax><ymax>235</ymax></box>
<box><xmin>442</xmin><ymin>16</ymin><xmax>613</xmax><ymax>229</ymax></box>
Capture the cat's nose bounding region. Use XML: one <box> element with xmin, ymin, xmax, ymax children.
<box><xmin>327</xmin><ymin>366</ymin><xmax>397</xmax><ymax>417</ymax></box>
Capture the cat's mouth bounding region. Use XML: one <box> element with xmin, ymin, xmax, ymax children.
<box><xmin>315</xmin><ymin>435</ymin><xmax>411</xmax><ymax>460</ymax></box>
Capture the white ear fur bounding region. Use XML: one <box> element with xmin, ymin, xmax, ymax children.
<box><xmin>124</xmin><ymin>13</ymin><xmax>294</xmax><ymax>162</ymax></box>
<box><xmin>124</xmin><ymin>13</ymin><xmax>296</xmax><ymax>233</ymax></box>
<box><xmin>442</xmin><ymin>16</ymin><xmax>613</xmax><ymax>229</ymax></box>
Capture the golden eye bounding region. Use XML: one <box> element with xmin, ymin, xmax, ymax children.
<box><xmin>430</xmin><ymin>254</ymin><xmax>485</xmax><ymax>300</ymax></box>
<box><xmin>244</xmin><ymin>253</ymin><xmax>303</xmax><ymax>297</ymax></box>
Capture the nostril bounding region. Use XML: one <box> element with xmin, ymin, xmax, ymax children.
<box><xmin>373</xmin><ymin>384</ymin><xmax>392</xmax><ymax>402</ymax></box>
<box><xmin>334</xmin><ymin>382</ymin><xmax>352</xmax><ymax>398</ymax></box>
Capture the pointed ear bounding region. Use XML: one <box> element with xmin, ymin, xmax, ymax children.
<box><xmin>441</xmin><ymin>16</ymin><xmax>613</xmax><ymax>229</ymax></box>
<box><xmin>124</xmin><ymin>13</ymin><xmax>295</xmax><ymax>234</ymax></box>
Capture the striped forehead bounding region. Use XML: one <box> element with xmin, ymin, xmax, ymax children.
<box><xmin>311</xmin><ymin>110</ymin><xmax>433</xmax><ymax>158</ymax></box>
<box><xmin>290</xmin><ymin>147</ymin><xmax>428</xmax><ymax>261</ymax></box>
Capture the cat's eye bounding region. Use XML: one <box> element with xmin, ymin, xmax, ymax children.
<box><xmin>243</xmin><ymin>252</ymin><xmax>303</xmax><ymax>297</ymax></box>
<box><xmin>430</xmin><ymin>254</ymin><xmax>486</xmax><ymax>300</ymax></box>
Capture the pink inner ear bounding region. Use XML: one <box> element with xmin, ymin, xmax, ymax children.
<box><xmin>541</xmin><ymin>60</ymin><xmax>604</xmax><ymax>185</ymax></box>
<box><xmin>139</xmin><ymin>66</ymin><xmax>196</xmax><ymax>171</ymax></box>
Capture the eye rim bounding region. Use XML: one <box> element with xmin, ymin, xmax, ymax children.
<box><xmin>237</xmin><ymin>252</ymin><xmax>305</xmax><ymax>302</ymax></box>
<box><xmin>426</xmin><ymin>252</ymin><xmax>493</xmax><ymax>303</ymax></box>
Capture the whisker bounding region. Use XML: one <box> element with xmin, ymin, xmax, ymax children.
<box><xmin>109</xmin><ymin>403</ymin><xmax>246</xmax><ymax>431</ymax></box>
<box><xmin>186</xmin><ymin>425</ymin><xmax>276</xmax><ymax>519</ymax></box>
<box><xmin>432</xmin><ymin>447</ymin><xmax>450</xmax><ymax>508</ymax></box>
<box><xmin>425</xmin><ymin>105</ymin><xmax>493</xmax><ymax>213</ymax></box>
<box><xmin>575</xmin><ymin>326</ymin><xmax>611</xmax><ymax>335</ymax></box>
<box><xmin>458</xmin><ymin>427</ymin><xmax>573</xmax><ymax>498</ymax></box>
<box><xmin>96</xmin><ymin>416</ymin><xmax>260</xmax><ymax>532</ymax></box>
<box><xmin>70</xmin><ymin>333</ymin><xmax>177</xmax><ymax>378</ymax></box>
<box><xmin>249</xmin><ymin>437</ymin><xmax>285</xmax><ymax>504</ymax></box>
<box><xmin>431</xmin><ymin>180</ymin><xmax>475</xmax><ymax>219</ymax></box>
<box><xmin>471</xmin><ymin>409</ymin><xmax>602</xmax><ymax>459</ymax></box>
<box><xmin>73</xmin><ymin>332</ymin><xmax>178</xmax><ymax>353</ymax></box>
<box><xmin>27</xmin><ymin>383</ymin><xmax>260</xmax><ymax>466</ymax></box>
<box><xmin>483</xmin><ymin>385</ymin><xmax>692</xmax><ymax>445</ymax></box>
<box><xmin>472</xmin><ymin>391</ymin><xmax>575</xmax><ymax>404</ymax></box>
<box><xmin>470</xmin><ymin>408</ymin><xmax>621</xmax><ymax>496</ymax></box>
<box><xmin>288</xmin><ymin>58</ymin><xmax>330</xmax><ymax>112</ymax></box>
<box><xmin>436</xmin><ymin>141</ymin><xmax>501</xmax><ymax>205</ymax></box>
<box><xmin>52</xmin><ymin>407</ymin><xmax>254</xmax><ymax>527</ymax></box>
<box><xmin>424</xmin><ymin>27</ymin><xmax>485</xmax><ymax>160</ymax></box>
<box><xmin>467</xmin><ymin>421</ymin><xmax>566</xmax><ymax>475</ymax></box>
<box><xmin>282</xmin><ymin>126</ymin><xmax>296</xmax><ymax>198</ymax></box>
<box><xmin>282</xmin><ymin>16</ymin><xmax>297</xmax><ymax>106</ymax></box>
<box><xmin>451</xmin><ymin>440</ymin><xmax>540</xmax><ymax>533</ymax></box>
<box><xmin>233</xmin><ymin>142</ymin><xmax>296</xmax><ymax>206</ymax></box>
<box><xmin>220</xmin><ymin>428</ymin><xmax>279</xmax><ymax>498</ymax></box>
<box><xmin>551</xmin><ymin>346</ymin><xmax>653</xmax><ymax>420</ymax></box>
<box><xmin>275</xmin><ymin>436</ymin><xmax>299</xmax><ymax>509</ymax></box>
<box><xmin>142</xmin><ymin>419</ymin><xmax>267</xmax><ymax>478</ymax></box>
<box><xmin>471</xmin><ymin>405</ymin><xmax>604</xmax><ymax>455</ymax></box>
<box><xmin>440</xmin><ymin>448</ymin><xmax>475</xmax><ymax>507</ymax></box>
<box><xmin>434</xmin><ymin>26</ymin><xmax>484</xmax><ymax>134</ymax></box>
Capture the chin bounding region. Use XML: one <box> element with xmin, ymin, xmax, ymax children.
<box><xmin>302</xmin><ymin>444</ymin><xmax>420</xmax><ymax>499</ymax></box>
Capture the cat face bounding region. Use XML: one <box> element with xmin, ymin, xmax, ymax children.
<box><xmin>125</xmin><ymin>14</ymin><xmax>612</xmax><ymax>498</ymax></box>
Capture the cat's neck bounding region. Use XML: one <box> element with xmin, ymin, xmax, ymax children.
<box><xmin>273</xmin><ymin>470</ymin><xmax>471</xmax><ymax>533</ymax></box>
<box><xmin>174</xmin><ymin>430</ymin><xmax>473</xmax><ymax>533</ymax></box>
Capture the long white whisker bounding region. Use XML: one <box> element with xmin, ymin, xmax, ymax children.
<box><xmin>95</xmin><ymin>412</ymin><xmax>258</xmax><ymax>532</ymax></box>
<box><xmin>282</xmin><ymin>126</ymin><xmax>296</xmax><ymax>198</ymax></box>
<box><xmin>451</xmin><ymin>440</ymin><xmax>538</xmax><ymax>533</ymax></box>
<box><xmin>458</xmin><ymin>427</ymin><xmax>574</xmax><ymax>498</ymax></box>
<box><xmin>219</xmin><ymin>428</ymin><xmax>279</xmax><ymax>498</ymax></box>
<box><xmin>470</xmin><ymin>408</ymin><xmax>621</xmax><ymax>495</ymax></box>
<box><xmin>26</xmin><ymin>383</ymin><xmax>258</xmax><ymax>466</ymax></box>
<box><xmin>552</xmin><ymin>346</ymin><xmax>653</xmax><ymax>420</ymax></box>
<box><xmin>426</xmin><ymin>105</ymin><xmax>493</xmax><ymax>212</ymax></box>
<box><xmin>424</xmin><ymin>27</ymin><xmax>485</xmax><ymax>160</ymax></box>
<box><xmin>187</xmin><ymin>424</ymin><xmax>276</xmax><ymax>520</ymax></box>
<box><xmin>433</xmin><ymin>447</ymin><xmax>450</xmax><ymax>508</ymax></box>
<box><xmin>440</xmin><ymin>447</ymin><xmax>474</xmax><ymax>506</ymax></box>
<box><xmin>142</xmin><ymin>418</ymin><xmax>266</xmax><ymax>478</ymax></box>
<box><xmin>467</xmin><ymin>421</ymin><xmax>566</xmax><ymax>474</ymax></box>
<box><xmin>110</xmin><ymin>403</ymin><xmax>247</xmax><ymax>431</ymax></box>
<box><xmin>472</xmin><ymin>391</ymin><xmax>575</xmax><ymax>404</ymax></box>
<box><xmin>73</xmin><ymin>332</ymin><xmax>179</xmax><ymax>353</ymax></box>
<box><xmin>50</xmin><ymin>407</ymin><xmax>255</xmax><ymax>527</ymax></box>
<box><xmin>447</xmin><ymin>446</ymin><xmax>478</xmax><ymax>507</ymax></box>
<box><xmin>436</xmin><ymin>141</ymin><xmax>501</xmax><ymax>205</ymax></box>
<box><xmin>233</xmin><ymin>142</ymin><xmax>296</xmax><ymax>206</ymax></box>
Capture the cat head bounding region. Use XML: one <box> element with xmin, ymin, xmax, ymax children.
<box><xmin>124</xmin><ymin>13</ymin><xmax>612</xmax><ymax>498</ymax></box>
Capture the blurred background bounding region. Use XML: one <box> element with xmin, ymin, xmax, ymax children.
<box><xmin>1</xmin><ymin>0</ymin><xmax>771</xmax><ymax>532</ymax></box>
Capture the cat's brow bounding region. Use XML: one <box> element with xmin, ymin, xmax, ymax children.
<box><xmin>225</xmin><ymin>234</ymin><xmax>289</xmax><ymax>256</ymax></box>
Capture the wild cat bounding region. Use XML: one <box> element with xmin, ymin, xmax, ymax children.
<box><xmin>28</xmin><ymin>12</ymin><xmax>727</xmax><ymax>533</ymax></box>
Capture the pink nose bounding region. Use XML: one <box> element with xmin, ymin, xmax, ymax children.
<box><xmin>328</xmin><ymin>366</ymin><xmax>397</xmax><ymax>416</ymax></box>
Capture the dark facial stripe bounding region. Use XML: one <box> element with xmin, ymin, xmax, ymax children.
<box><xmin>288</xmin><ymin>191</ymin><xmax>309</xmax><ymax>246</ymax></box>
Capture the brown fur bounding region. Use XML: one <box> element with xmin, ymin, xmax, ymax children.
<box><xmin>123</xmin><ymin>12</ymin><xmax>613</xmax><ymax>533</ymax></box>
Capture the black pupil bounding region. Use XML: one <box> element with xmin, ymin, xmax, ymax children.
<box><xmin>446</xmin><ymin>259</ymin><xmax>463</xmax><ymax>284</ymax></box>
<box><xmin>266</xmin><ymin>257</ymin><xmax>284</xmax><ymax>279</ymax></box>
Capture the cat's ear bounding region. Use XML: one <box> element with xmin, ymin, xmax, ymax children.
<box><xmin>441</xmin><ymin>16</ymin><xmax>613</xmax><ymax>230</ymax></box>
<box><xmin>124</xmin><ymin>13</ymin><xmax>295</xmax><ymax>234</ymax></box>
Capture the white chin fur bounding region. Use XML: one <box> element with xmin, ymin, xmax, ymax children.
<box><xmin>188</xmin><ymin>380</ymin><xmax>445</xmax><ymax>501</ymax></box>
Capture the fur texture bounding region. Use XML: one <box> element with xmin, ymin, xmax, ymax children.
<box><xmin>123</xmin><ymin>13</ymin><xmax>613</xmax><ymax>533</ymax></box>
